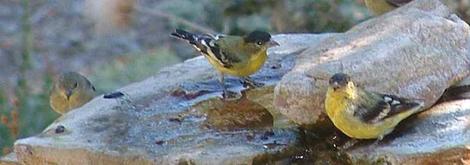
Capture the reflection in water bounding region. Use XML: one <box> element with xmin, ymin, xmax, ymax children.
<box><xmin>200</xmin><ymin>95</ymin><xmax>273</xmax><ymax>131</ymax></box>
<box><xmin>192</xmin><ymin>94</ymin><xmax>351</xmax><ymax>164</ymax></box>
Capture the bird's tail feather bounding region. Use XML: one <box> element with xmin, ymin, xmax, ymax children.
<box><xmin>171</xmin><ymin>29</ymin><xmax>214</xmax><ymax>56</ymax></box>
<box><xmin>170</xmin><ymin>29</ymin><xmax>200</xmax><ymax>45</ymax></box>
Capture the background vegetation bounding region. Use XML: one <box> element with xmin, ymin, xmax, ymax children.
<box><xmin>0</xmin><ymin>0</ymin><xmax>468</xmax><ymax>156</ymax></box>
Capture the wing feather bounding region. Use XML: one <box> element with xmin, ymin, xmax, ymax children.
<box><xmin>171</xmin><ymin>29</ymin><xmax>239</xmax><ymax>68</ymax></box>
<box><xmin>354</xmin><ymin>91</ymin><xmax>423</xmax><ymax>124</ymax></box>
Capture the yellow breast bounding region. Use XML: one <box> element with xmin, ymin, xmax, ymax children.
<box><xmin>205</xmin><ymin>50</ymin><xmax>267</xmax><ymax>77</ymax></box>
<box><xmin>325</xmin><ymin>88</ymin><xmax>398</xmax><ymax>139</ymax></box>
<box><xmin>50</xmin><ymin>89</ymin><xmax>95</xmax><ymax>115</ymax></box>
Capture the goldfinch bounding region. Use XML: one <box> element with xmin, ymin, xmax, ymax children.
<box><xmin>364</xmin><ymin>0</ymin><xmax>412</xmax><ymax>15</ymax></box>
<box><xmin>50</xmin><ymin>72</ymin><xmax>96</xmax><ymax>114</ymax></box>
<box><xmin>170</xmin><ymin>29</ymin><xmax>279</xmax><ymax>97</ymax></box>
<box><xmin>325</xmin><ymin>73</ymin><xmax>424</xmax><ymax>140</ymax></box>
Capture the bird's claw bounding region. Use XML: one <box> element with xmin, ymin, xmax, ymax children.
<box><xmin>371</xmin><ymin>136</ymin><xmax>383</xmax><ymax>146</ymax></box>
<box><xmin>221</xmin><ymin>90</ymin><xmax>239</xmax><ymax>100</ymax></box>
<box><xmin>241</xmin><ymin>77</ymin><xmax>264</xmax><ymax>88</ymax></box>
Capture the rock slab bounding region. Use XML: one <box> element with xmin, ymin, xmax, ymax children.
<box><xmin>10</xmin><ymin>34</ymin><xmax>333</xmax><ymax>165</ymax></box>
<box><xmin>274</xmin><ymin>0</ymin><xmax>470</xmax><ymax>126</ymax></box>
<box><xmin>347</xmin><ymin>99</ymin><xmax>470</xmax><ymax>164</ymax></box>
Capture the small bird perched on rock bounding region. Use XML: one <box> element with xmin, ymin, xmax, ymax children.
<box><xmin>325</xmin><ymin>73</ymin><xmax>424</xmax><ymax>140</ymax></box>
<box><xmin>364</xmin><ymin>0</ymin><xmax>412</xmax><ymax>15</ymax></box>
<box><xmin>170</xmin><ymin>29</ymin><xmax>279</xmax><ymax>98</ymax></box>
<box><xmin>50</xmin><ymin>72</ymin><xmax>96</xmax><ymax>114</ymax></box>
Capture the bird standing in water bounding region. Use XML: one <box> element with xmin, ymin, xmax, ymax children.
<box><xmin>171</xmin><ymin>29</ymin><xmax>279</xmax><ymax>98</ymax></box>
<box><xmin>50</xmin><ymin>72</ymin><xmax>96</xmax><ymax>114</ymax></box>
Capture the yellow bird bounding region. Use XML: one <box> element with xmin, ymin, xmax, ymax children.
<box><xmin>364</xmin><ymin>0</ymin><xmax>412</xmax><ymax>15</ymax></box>
<box><xmin>325</xmin><ymin>73</ymin><xmax>424</xmax><ymax>140</ymax></box>
<box><xmin>50</xmin><ymin>72</ymin><xmax>96</xmax><ymax>114</ymax></box>
<box><xmin>171</xmin><ymin>29</ymin><xmax>279</xmax><ymax>97</ymax></box>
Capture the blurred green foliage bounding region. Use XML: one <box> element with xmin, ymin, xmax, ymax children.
<box><xmin>211</xmin><ymin>0</ymin><xmax>367</xmax><ymax>34</ymax></box>
<box><xmin>0</xmin><ymin>0</ymin><xmax>58</xmax><ymax>154</ymax></box>
<box><xmin>0</xmin><ymin>87</ymin><xmax>11</xmax><ymax>152</ymax></box>
<box><xmin>0</xmin><ymin>75</ymin><xmax>58</xmax><ymax>154</ymax></box>
<box><xmin>90</xmin><ymin>48</ymin><xmax>182</xmax><ymax>93</ymax></box>
<box><xmin>158</xmin><ymin>0</ymin><xmax>367</xmax><ymax>34</ymax></box>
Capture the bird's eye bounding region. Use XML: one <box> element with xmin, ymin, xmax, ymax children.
<box><xmin>256</xmin><ymin>41</ymin><xmax>263</xmax><ymax>45</ymax></box>
<box><xmin>73</xmin><ymin>82</ymin><xmax>78</xmax><ymax>89</ymax></box>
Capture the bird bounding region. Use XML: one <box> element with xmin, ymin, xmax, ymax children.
<box><xmin>170</xmin><ymin>29</ymin><xmax>279</xmax><ymax>98</ymax></box>
<box><xmin>324</xmin><ymin>73</ymin><xmax>424</xmax><ymax>140</ymax></box>
<box><xmin>364</xmin><ymin>0</ymin><xmax>412</xmax><ymax>15</ymax></box>
<box><xmin>50</xmin><ymin>72</ymin><xmax>96</xmax><ymax>115</ymax></box>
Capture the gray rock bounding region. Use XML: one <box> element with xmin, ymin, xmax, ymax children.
<box><xmin>346</xmin><ymin>99</ymin><xmax>470</xmax><ymax>164</ymax></box>
<box><xmin>459</xmin><ymin>77</ymin><xmax>470</xmax><ymax>87</ymax></box>
<box><xmin>0</xmin><ymin>153</ymin><xmax>19</xmax><ymax>165</ymax></box>
<box><xmin>274</xmin><ymin>0</ymin><xmax>470</xmax><ymax>126</ymax></box>
<box><xmin>11</xmin><ymin>34</ymin><xmax>331</xmax><ymax>165</ymax></box>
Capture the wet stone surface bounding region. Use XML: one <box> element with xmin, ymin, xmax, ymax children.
<box><xmin>10</xmin><ymin>33</ymin><xmax>334</xmax><ymax>165</ymax></box>
<box><xmin>7</xmin><ymin>3</ymin><xmax>470</xmax><ymax>163</ymax></box>
<box><xmin>201</xmin><ymin>96</ymin><xmax>274</xmax><ymax>131</ymax></box>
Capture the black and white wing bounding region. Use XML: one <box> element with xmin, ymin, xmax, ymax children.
<box><xmin>170</xmin><ymin>29</ymin><xmax>237</xmax><ymax>68</ymax></box>
<box><xmin>354</xmin><ymin>92</ymin><xmax>424</xmax><ymax>124</ymax></box>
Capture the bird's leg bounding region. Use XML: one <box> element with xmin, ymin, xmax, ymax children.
<box><xmin>371</xmin><ymin>135</ymin><xmax>384</xmax><ymax>146</ymax></box>
<box><xmin>218</xmin><ymin>73</ymin><xmax>239</xmax><ymax>99</ymax></box>
<box><xmin>241</xmin><ymin>76</ymin><xmax>264</xmax><ymax>88</ymax></box>
<box><xmin>218</xmin><ymin>73</ymin><xmax>228</xmax><ymax>99</ymax></box>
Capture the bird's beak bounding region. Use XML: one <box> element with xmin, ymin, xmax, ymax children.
<box><xmin>268</xmin><ymin>40</ymin><xmax>280</xmax><ymax>47</ymax></box>
<box><xmin>331</xmin><ymin>82</ymin><xmax>340</xmax><ymax>90</ymax></box>
<box><xmin>65</xmin><ymin>89</ymin><xmax>73</xmax><ymax>100</ymax></box>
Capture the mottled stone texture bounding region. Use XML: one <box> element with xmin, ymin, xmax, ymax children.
<box><xmin>347</xmin><ymin>99</ymin><xmax>470</xmax><ymax>164</ymax></box>
<box><xmin>8</xmin><ymin>34</ymin><xmax>332</xmax><ymax>165</ymax></box>
<box><xmin>274</xmin><ymin>0</ymin><xmax>470</xmax><ymax>126</ymax></box>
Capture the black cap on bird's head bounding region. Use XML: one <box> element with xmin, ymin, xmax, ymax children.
<box><xmin>244</xmin><ymin>31</ymin><xmax>271</xmax><ymax>43</ymax></box>
<box><xmin>329</xmin><ymin>73</ymin><xmax>352</xmax><ymax>90</ymax></box>
<box><xmin>244</xmin><ymin>31</ymin><xmax>280</xmax><ymax>47</ymax></box>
